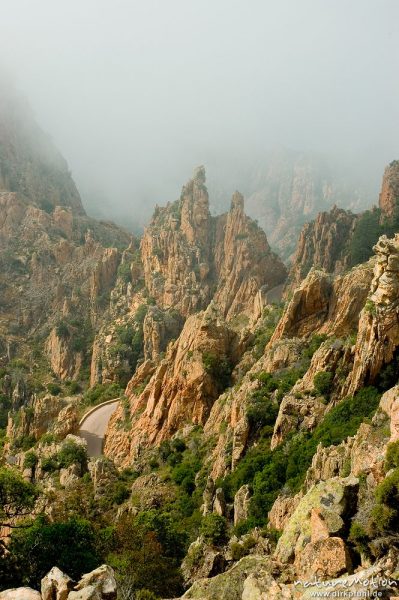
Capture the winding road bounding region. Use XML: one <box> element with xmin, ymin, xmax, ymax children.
<box><xmin>78</xmin><ymin>399</ymin><xmax>120</xmax><ymax>456</ymax></box>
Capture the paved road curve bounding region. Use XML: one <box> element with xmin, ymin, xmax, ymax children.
<box><xmin>78</xmin><ymin>400</ymin><xmax>119</xmax><ymax>456</ymax></box>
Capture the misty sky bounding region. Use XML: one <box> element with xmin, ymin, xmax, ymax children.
<box><xmin>0</xmin><ymin>0</ymin><xmax>398</xmax><ymax>226</ymax></box>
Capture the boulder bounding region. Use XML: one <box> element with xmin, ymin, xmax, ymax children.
<box><xmin>234</xmin><ymin>484</ymin><xmax>251</xmax><ymax>526</ymax></box>
<box><xmin>310</xmin><ymin>508</ymin><xmax>330</xmax><ymax>543</ymax></box>
<box><xmin>0</xmin><ymin>590</ymin><xmax>41</xmax><ymax>600</ymax></box>
<box><xmin>182</xmin><ymin>537</ymin><xmax>226</xmax><ymax>586</ymax></box>
<box><xmin>59</xmin><ymin>463</ymin><xmax>81</xmax><ymax>488</ymax></box>
<box><xmin>87</xmin><ymin>457</ymin><xmax>118</xmax><ymax>496</ymax></box>
<box><xmin>242</xmin><ymin>572</ymin><xmax>294</xmax><ymax>600</ymax></box>
<box><xmin>73</xmin><ymin>565</ymin><xmax>116</xmax><ymax>600</ymax></box>
<box><xmin>295</xmin><ymin>536</ymin><xmax>352</xmax><ymax>580</ymax></box>
<box><xmin>275</xmin><ymin>476</ymin><xmax>358</xmax><ymax>563</ymax></box>
<box><xmin>213</xmin><ymin>488</ymin><xmax>226</xmax><ymax>516</ymax></box>
<box><xmin>41</xmin><ymin>566</ymin><xmax>74</xmax><ymax>600</ymax></box>
<box><xmin>268</xmin><ymin>493</ymin><xmax>301</xmax><ymax>531</ymax></box>
<box><xmin>68</xmin><ymin>587</ymin><xmax>101</xmax><ymax>600</ymax></box>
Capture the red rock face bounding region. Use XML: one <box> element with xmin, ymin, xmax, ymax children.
<box><xmin>379</xmin><ymin>160</ymin><xmax>399</xmax><ymax>219</ymax></box>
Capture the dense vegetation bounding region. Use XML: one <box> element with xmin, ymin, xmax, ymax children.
<box><xmin>108</xmin><ymin>304</ymin><xmax>148</xmax><ymax>385</ymax></box>
<box><xmin>220</xmin><ymin>386</ymin><xmax>381</xmax><ymax>530</ymax></box>
<box><xmin>348</xmin><ymin>205</ymin><xmax>399</xmax><ymax>267</ymax></box>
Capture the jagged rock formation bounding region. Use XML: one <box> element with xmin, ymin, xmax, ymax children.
<box><xmin>347</xmin><ymin>234</ymin><xmax>399</xmax><ymax>394</ymax></box>
<box><xmin>271</xmin><ymin>263</ymin><xmax>372</xmax><ymax>342</ymax></box>
<box><xmin>141</xmin><ymin>167</ymin><xmax>286</xmax><ymax>320</ymax></box>
<box><xmin>287</xmin><ymin>205</ymin><xmax>357</xmax><ymax>292</ymax></box>
<box><xmin>3</xmin><ymin>85</ymin><xmax>399</xmax><ymax>600</ymax></box>
<box><xmin>212</xmin><ymin>191</ymin><xmax>286</xmax><ymax>319</ymax></box>
<box><xmin>0</xmin><ymin>195</ymin><xmax>128</xmax><ymax>316</ymax></box>
<box><xmin>142</xmin><ymin>305</ymin><xmax>183</xmax><ymax>361</ymax></box>
<box><xmin>0</xmin><ymin>192</ymin><xmax>130</xmax><ymax>381</ymax></box>
<box><xmin>104</xmin><ymin>303</ymin><xmax>241</xmax><ymax>464</ymax></box>
<box><xmin>101</xmin><ymin>168</ymin><xmax>286</xmax><ymax>460</ymax></box>
<box><xmin>5</xmin><ymin>395</ymin><xmax>78</xmax><ymax>454</ymax></box>
<box><xmin>285</xmin><ymin>159</ymin><xmax>399</xmax><ymax>299</ymax></box>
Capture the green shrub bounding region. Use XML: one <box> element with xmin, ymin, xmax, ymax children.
<box><xmin>311</xmin><ymin>386</ymin><xmax>380</xmax><ymax>447</ymax></box>
<box><xmin>9</xmin><ymin>359</ymin><xmax>29</xmax><ymax>370</ymax></box>
<box><xmin>41</xmin><ymin>456</ymin><xmax>58</xmax><ymax>473</ymax></box>
<box><xmin>364</xmin><ymin>299</ymin><xmax>377</xmax><ymax>316</ymax></box>
<box><xmin>135</xmin><ymin>591</ymin><xmax>160</xmax><ymax>600</ymax></box>
<box><xmin>0</xmin><ymin>393</ymin><xmax>11</xmax><ymax>429</ymax></box>
<box><xmin>117</xmin><ymin>262</ymin><xmax>132</xmax><ymax>283</ymax></box>
<box><xmin>83</xmin><ymin>383</ymin><xmax>124</xmax><ymax>406</ymax></box>
<box><xmin>348</xmin><ymin>521</ymin><xmax>370</xmax><ymax>556</ymax></box>
<box><xmin>23</xmin><ymin>452</ymin><xmax>38</xmax><ymax>470</ymax></box>
<box><xmin>57</xmin><ymin>441</ymin><xmax>87</xmax><ymax>470</ymax></box>
<box><xmin>303</xmin><ymin>334</ymin><xmax>328</xmax><ymax>359</ymax></box>
<box><xmin>252</xmin><ymin>304</ymin><xmax>284</xmax><ymax>358</ymax></box>
<box><xmin>246</xmin><ymin>397</ymin><xmax>278</xmax><ymax>434</ymax></box>
<box><xmin>313</xmin><ymin>371</ymin><xmax>333</xmax><ymax>397</ymax></box>
<box><xmin>39</xmin><ymin>433</ymin><xmax>59</xmax><ymax>446</ymax></box>
<box><xmin>109</xmin><ymin>313</ymin><xmax>146</xmax><ymax>385</ymax></box>
<box><xmin>371</xmin><ymin>502</ymin><xmax>397</xmax><ymax>533</ymax></box>
<box><xmin>375</xmin><ymin>351</ymin><xmax>399</xmax><ymax>392</ymax></box>
<box><xmin>0</xmin><ymin>468</ymin><xmax>37</xmax><ymax>526</ymax></box>
<box><xmin>202</xmin><ymin>352</ymin><xmax>233</xmax><ymax>392</ymax></box>
<box><xmin>233</xmin><ymin>517</ymin><xmax>258</xmax><ymax>537</ymax></box>
<box><xmin>56</xmin><ymin>321</ymin><xmax>70</xmax><ymax>339</ymax></box>
<box><xmin>66</xmin><ymin>381</ymin><xmax>81</xmax><ymax>394</ymax></box>
<box><xmin>9</xmin><ymin>516</ymin><xmax>100</xmax><ymax>588</ymax></box>
<box><xmin>230</xmin><ymin>541</ymin><xmax>247</xmax><ymax>560</ymax></box>
<box><xmin>105</xmin><ymin>511</ymin><xmax>185</xmax><ymax>598</ymax></box>
<box><xmin>200</xmin><ymin>514</ymin><xmax>227</xmax><ymax>545</ymax></box>
<box><xmin>246</xmin><ymin>367</ymin><xmax>306</xmax><ymax>435</ymax></box>
<box><xmin>13</xmin><ymin>435</ymin><xmax>36</xmax><ymax>451</ymax></box>
<box><xmin>135</xmin><ymin>304</ymin><xmax>148</xmax><ymax>325</ymax></box>
<box><xmin>385</xmin><ymin>441</ymin><xmax>399</xmax><ymax>471</ymax></box>
<box><xmin>47</xmin><ymin>383</ymin><xmax>62</xmax><ymax>396</ymax></box>
<box><xmin>171</xmin><ymin>463</ymin><xmax>196</xmax><ymax>495</ymax></box>
<box><xmin>109</xmin><ymin>481</ymin><xmax>130</xmax><ymax>505</ymax></box>
<box><xmin>135</xmin><ymin>510</ymin><xmax>187</xmax><ymax>561</ymax></box>
<box><xmin>348</xmin><ymin>208</ymin><xmax>382</xmax><ymax>267</ymax></box>
<box><xmin>71</xmin><ymin>334</ymin><xmax>86</xmax><ymax>353</ymax></box>
<box><xmin>267</xmin><ymin>527</ymin><xmax>282</xmax><ymax>545</ymax></box>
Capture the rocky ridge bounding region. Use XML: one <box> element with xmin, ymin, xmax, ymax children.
<box><xmin>2</xmin><ymin>92</ymin><xmax>399</xmax><ymax>600</ymax></box>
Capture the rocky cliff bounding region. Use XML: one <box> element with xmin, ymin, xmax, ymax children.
<box><xmin>102</xmin><ymin>168</ymin><xmax>287</xmax><ymax>462</ymax></box>
<box><xmin>141</xmin><ymin>166</ymin><xmax>287</xmax><ymax>319</ymax></box>
<box><xmin>287</xmin><ymin>205</ymin><xmax>357</xmax><ymax>292</ymax></box>
<box><xmin>347</xmin><ymin>234</ymin><xmax>399</xmax><ymax>394</ymax></box>
<box><xmin>3</xmin><ymin>91</ymin><xmax>399</xmax><ymax>600</ymax></box>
